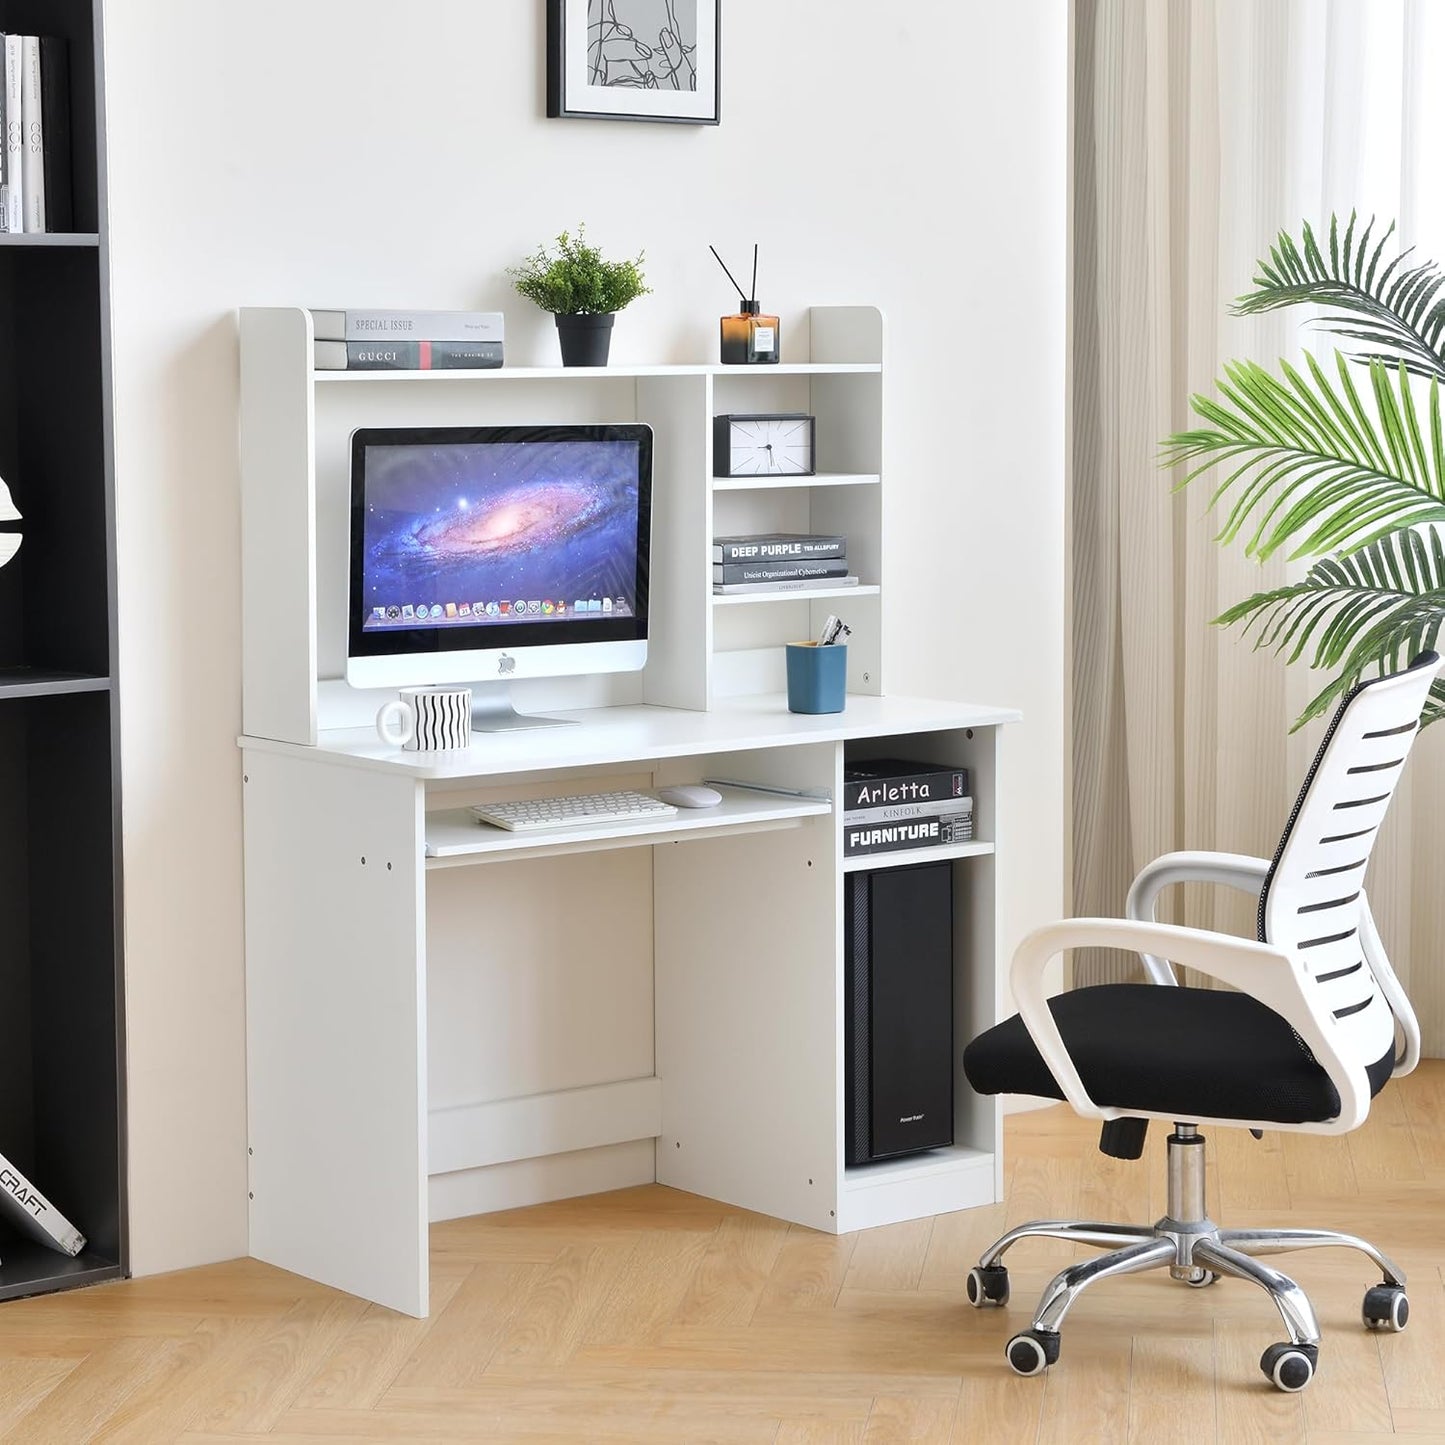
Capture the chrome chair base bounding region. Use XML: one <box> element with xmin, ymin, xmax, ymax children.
<box><xmin>967</xmin><ymin>1127</ymin><xmax>1409</xmax><ymax>1391</ymax></box>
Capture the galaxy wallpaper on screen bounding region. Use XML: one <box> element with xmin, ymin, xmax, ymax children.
<box><xmin>360</xmin><ymin>441</ymin><xmax>642</xmax><ymax>630</ymax></box>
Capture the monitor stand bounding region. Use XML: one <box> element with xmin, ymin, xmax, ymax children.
<box><xmin>470</xmin><ymin>683</ymin><xmax>580</xmax><ymax>733</ymax></box>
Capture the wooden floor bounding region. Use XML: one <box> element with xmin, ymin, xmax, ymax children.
<box><xmin>4</xmin><ymin>1064</ymin><xmax>1445</xmax><ymax>1443</ymax></box>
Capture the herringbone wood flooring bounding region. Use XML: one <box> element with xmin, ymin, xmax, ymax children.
<box><xmin>4</xmin><ymin>1063</ymin><xmax>1445</xmax><ymax>1442</ymax></box>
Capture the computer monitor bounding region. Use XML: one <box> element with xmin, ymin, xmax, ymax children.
<box><xmin>347</xmin><ymin>424</ymin><xmax>652</xmax><ymax>728</ymax></box>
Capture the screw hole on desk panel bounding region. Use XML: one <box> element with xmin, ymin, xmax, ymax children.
<box><xmin>387</xmin><ymin>862</ymin><xmax>392</xmax><ymax>870</ymax></box>
<box><xmin>966</xmin><ymin>728</ymin><xmax>974</xmax><ymax>739</ymax></box>
<box><xmin>808</xmin><ymin>1178</ymin><xmax>813</xmax><ymax>1185</ymax></box>
<box><xmin>361</xmin><ymin>856</ymin><xmax>366</xmax><ymax>865</ymax></box>
<box><xmin>248</xmin><ymin>1147</ymin><xmax>253</xmax><ymax>1156</ymax></box>
<box><xmin>863</xmin><ymin>673</ymin><xmax>871</xmax><ymax>682</ymax></box>
<box><xmin>676</xmin><ymin>1141</ymin><xmax>681</xmax><ymax>1148</ymax></box>
<box><xmin>248</xmin><ymin>1192</ymin><xmax>254</xmax><ymax>1200</ymax></box>
<box><xmin>830</xmin><ymin>1210</ymin><xmax>835</xmax><ymax>1217</ymax></box>
<box><xmin>243</xmin><ymin>774</ymin><xmax>248</xmax><ymax>783</ymax></box>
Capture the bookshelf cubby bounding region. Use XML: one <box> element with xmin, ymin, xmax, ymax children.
<box><xmin>0</xmin><ymin>0</ymin><xmax>125</xmax><ymax>1301</ymax></box>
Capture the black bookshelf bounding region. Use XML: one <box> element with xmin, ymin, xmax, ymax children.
<box><xmin>0</xmin><ymin>0</ymin><xmax>124</xmax><ymax>1301</ymax></box>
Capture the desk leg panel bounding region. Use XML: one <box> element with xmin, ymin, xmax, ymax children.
<box><xmin>243</xmin><ymin>752</ymin><xmax>428</xmax><ymax>1317</ymax></box>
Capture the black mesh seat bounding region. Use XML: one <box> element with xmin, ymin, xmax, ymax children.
<box><xmin>963</xmin><ymin>983</ymin><xmax>1386</xmax><ymax>1124</ymax></box>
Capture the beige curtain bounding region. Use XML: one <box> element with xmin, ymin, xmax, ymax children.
<box><xmin>1072</xmin><ymin>0</ymin><xmax>1445</xmax><ymax>1053</ymax></box>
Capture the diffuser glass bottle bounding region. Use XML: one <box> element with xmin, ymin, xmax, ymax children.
<box><xmin>712</xmin><ymin>244</ymin><xmax>780</xmax><ymax>365</ymax></box>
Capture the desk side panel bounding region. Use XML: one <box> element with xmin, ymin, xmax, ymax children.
<box><xmin>240</xmin><ymin>307</ymin><xmax>317</xmax><ymax>745</ymax></box>
<box><xmin>243</xmin><ymin>750</ymin><xmax>428</xmax><ymax>1315</ymax></box>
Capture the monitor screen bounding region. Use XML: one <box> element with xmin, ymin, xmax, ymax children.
<box><xmin>348</xmin><ymin>425</ymin><xmax>651</xmax><ymax>675</ymax></box>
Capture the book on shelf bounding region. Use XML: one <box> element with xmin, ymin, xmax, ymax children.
<box><xmin>19</xmin><ymin>35</ymin><xmax>42</xmax><ymax>234</ymax></box>
<box><xmin>314</xmin><ymin>339</ymin><xmax>503</xmax><ymax>371</ymax></box>
<box><xmin>712</xmin><ymin>558</ymin><xmax>849</xmax><ymax>585</ymax></box>
<box><xmin>713</xmin><ymin>574</ymin><xmax>860</xmax><ymax>596</ymax></box>
<box><xmin>844</xmin><ymin>813</ymin><xmax>974</xmax><ymax>858</ymax></box>
<box><xmin>39</xmin><ymin>37</ymin><xmax>71</xmax><ymax>234</ymax></box>
<box><xmin>712</xmin><ymin>533</ymin><xmax>846</xmax><ymax>563</ymax></box>
<box><xmin>842</xmin><ymin>759</ymin><xmax>969</xmax><ymax>811</ymax></box>
<box><xmin>0</xmin><ymin>1149</ymin><xmax>86</xmax><ymax>1257</ymax></box>
<box><xmin>841</xmin><ymin>795</ymin><xmax>973</xmax><ymax>828</ymax></box>
<box><xmin>309</xmin><ymin>309</ymin><xmax>505</xmax><ymax>344</ymax></box>
<box><xmin>0</xmin><ymin>34</ymin><xmax>72</xmax><ymax>234</ymax></box>
<box><xmin>4</xmin><ymin>37</ymin><xmax>23</xmax><ymax>233</ymax></box>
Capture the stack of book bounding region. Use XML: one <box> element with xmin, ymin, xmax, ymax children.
<box><xmin>712</xmin><ymin>532</ymin><xmax>857</xmax><ymax>595</ymax></box>
<box><xmin>0</xmin><ymin>34</ymin><xmax>72</xmax><ymax>234</ymax></box>
<box><xmin>309</xmin><ymin>309</ymin><xmax>505</xmax><ymax>371</ymax></box>
<box><xmin>842</xmin><ymin>758</ymin><xmax>974</xmax><ymax>858</ymax></box>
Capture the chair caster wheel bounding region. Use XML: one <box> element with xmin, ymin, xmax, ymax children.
<box><xmin>1260</xmin><ymin>1341</ymin><xmax>1317</xmax><ymax>1392</ymax></box>
<box><xmin>1183</xmin><ymin>1270</ymin><xmax>1219</xmax><ymax>1288</ymax></box>
<box><xmin>966</xmin><ymin>1265</ymin><xmax>1010</xmax><ymax>1308</ymax></box>
<box><xmin>1362</xmin><ymin>1284</ymin><xmax>1409</xmax><ymax>1332</ymax></box>
<box><xmin>1005</xmin><ymin>1329</ymin><xmax>1060</xmax><ymax>1377</ymax></box>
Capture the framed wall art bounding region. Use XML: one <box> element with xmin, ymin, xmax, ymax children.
<box><xmin>547</xmin><ymin>0</ymin><xmax>720</xmax><ymax>125</ymax></box>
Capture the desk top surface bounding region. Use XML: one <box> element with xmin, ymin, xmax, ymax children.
<box><xmin>238</xmin><ymin>693</ymin><xmax>1020</xmax><ymax>781</ymax></box>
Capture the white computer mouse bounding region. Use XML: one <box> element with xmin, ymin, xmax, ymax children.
<box><xmin>656</xmin><ymin>784</ymin><xmax>723</xmax><ymax>809</ymax></box>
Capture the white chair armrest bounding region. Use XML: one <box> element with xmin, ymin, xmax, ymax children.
<box><xmin>1010</xmin><ymin>917</ymin><xmax>1370</xmax><ymax>1130</ymax></box>
<box><xmin>1125</xmin><ymin>852</ymin><xmax>1272</xmax><ymax>985</ymax></box>
<box><xmin>1359</xmin><ymin>888</ymin><xmax>1421</xmax><ymax>1077</ymax></box>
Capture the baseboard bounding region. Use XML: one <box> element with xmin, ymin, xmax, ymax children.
<box><xmin>427</xmin><ymin>1138</ymin><xmax>656</xmax><ymax>1223</ymax></box>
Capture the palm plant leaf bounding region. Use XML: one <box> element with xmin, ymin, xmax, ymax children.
<box><xmin>1233</xmin><ymin>214</ymin><xmax>1445</xmax><ymax>381</ymax></box>
<box><xmin>1216</xmin><ymin>525</ymin><xmax>1445</xmax><ymax>728</ymax></box>
<box><xmin>1163</xmin><ymin>353</ymin><xmax>1445</xmax><ymax>559</ymax></box>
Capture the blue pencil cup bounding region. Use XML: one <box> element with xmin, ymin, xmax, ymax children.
<box><xmin>786</xmin><ymin>642</ymin><xmax>848</xmax><ymax>714</ymax></box>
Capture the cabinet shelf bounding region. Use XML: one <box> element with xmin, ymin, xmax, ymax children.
<box><xmin>0</xmin><ymin>233</ymin><xmax>100</xmax><ymax>248</ymax></box>
<box><xmin>713</xmin><ymin>584</ymin><xmax>880</xmax><ymax>607</ymax></box>
<box><xmin>313</xmin><ymin>360</ymin><xmax>882</xmax><ymax>383</ymax></box>
<box><xmin>842</xmin><ymin>839</ymin><xmax>995</xmax><ymax>873</ymax></box>
<box><xmin>0</xmin><ymin>669</ymin><xmax>111</xmax><ymax>700</ymax></box>
<box><xmin>712</xmin><ymin>472</ymin><xmax>880</xmax><ymax>492</ymax></box>
<box><xmin>0</xmin><ymin>1243</ymin><xmax>122</xmax><ymax>1304</ymax></box>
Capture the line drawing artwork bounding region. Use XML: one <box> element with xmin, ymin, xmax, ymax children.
<box><xmin>587</xmin><ymin>0</ymin><xmax>698</xmax><ymax>91</ymax></box>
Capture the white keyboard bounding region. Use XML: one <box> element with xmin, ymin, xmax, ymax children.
<box><xmin>470</xmin><ymin>790</ymin><xmax>679</xmax><ymax>832</ymax></box>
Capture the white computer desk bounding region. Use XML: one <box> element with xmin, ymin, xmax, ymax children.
<box><xmin>239</xmin><ymin>693</ymin><xmax>1018</xmax><ymax>1317</ymax></box>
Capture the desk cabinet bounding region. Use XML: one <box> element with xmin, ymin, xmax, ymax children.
<box><xmin>241</xmin><ymin>699</ymin><xmax>1012</xmax><ymax>1316</ymax></box>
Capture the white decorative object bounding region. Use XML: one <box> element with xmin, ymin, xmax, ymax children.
<box><xmin>0</xmin><ymin>474</ymin><xmax>20</xmax><ymax>570</ymax></box>
<box><xmin>375</xmin><ymin>686</ymin><xmax>472</xmax><ymax>751</ymax></box>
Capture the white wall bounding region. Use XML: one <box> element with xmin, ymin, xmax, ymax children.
<box><xmin>104</xmin><ymin>0</ymin><xmax>1068</xmax><ymax>1274</ymax></box>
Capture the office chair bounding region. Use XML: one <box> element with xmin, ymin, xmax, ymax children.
<box><xmin>962</xmin><ymin>650</ymin><xmax>1441</xmax><ymax>1392</ymax></box>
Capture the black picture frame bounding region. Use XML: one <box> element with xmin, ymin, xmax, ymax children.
<box><xmin>547</xmin><ymin>0</ymin><xmax>721</xmax><ymax>125</ymax></box>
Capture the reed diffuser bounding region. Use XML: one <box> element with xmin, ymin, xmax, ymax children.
<box><xmin>711</xmin><ymin>244</ymin><xmax>780</xmax><ymax>365</ymax></box>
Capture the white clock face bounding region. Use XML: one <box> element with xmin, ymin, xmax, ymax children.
<box><xmin>728</xmin><ymin>416</ymin><xmax>813</xmax><ymax>475</ymax></box>
<box><xmin>0</xmin><ymin>475</ymin><xmax>19</xmax><ymax>571</ymax></box>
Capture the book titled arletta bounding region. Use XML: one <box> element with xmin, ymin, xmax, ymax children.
<box><xmin>309</xmin><ymin>309</ymin><xmax>505</xmax><ymax>344</ymax></box>
<box><xmin>314</xmin><ymin>340</ymin><xmax>503</xmax><ymax>371</ymax></box>
<box><xmin>842</xmin><ymin>759</ymin><xmax>969</xmax><ymax>812</ymax></box>
<box><xmin>0</xmin><ymin>1149</ymin><xmax>86</xmax><ymax>1256</ymax></box>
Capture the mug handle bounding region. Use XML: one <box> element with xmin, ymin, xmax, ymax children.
<box><xmin>376</xmin><ymin>699</ymin><xmax>416</xmax><ymax>747</ymax></box>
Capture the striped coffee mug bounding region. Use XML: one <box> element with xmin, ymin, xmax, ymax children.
<box><xmin>375</xmin><ymin>686</ymin><xmax>472</xmax><ymax>751</ymax></box>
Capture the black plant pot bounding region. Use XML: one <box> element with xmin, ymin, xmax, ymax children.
<box><xmin>555</xmin><ymin>312</ymin><xmax>615</xmax><ymax>367</ymax></box>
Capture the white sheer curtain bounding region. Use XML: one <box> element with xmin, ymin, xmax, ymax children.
<box><xmin>1072</xmin><ymin>0</ymin><xmax>1445</xmax><ymax>1052</ymax></box>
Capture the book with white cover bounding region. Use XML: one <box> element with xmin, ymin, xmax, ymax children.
<box><xmin>19</xmin><ymin>34</ymin><xmax>42</xmax><ymax>233</ymax></box>
<box><xmin>0</xmin><ymin>1149</ymin><xmax>86</xmax><ymax>1256</ymax></box>
<box><xmin>309</xmin><ymin>309</ymin><xmax>505</xmax><ymax>344</ymax></box>
<box><xmin>3</xmin><ymin>37</ymin><xmax>22</xmax><ymax>233</ymax></box>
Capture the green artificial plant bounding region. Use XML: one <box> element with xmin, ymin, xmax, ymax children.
<box><xmin>1165</xmin><ymin>213</ymin><xmax>1445</xmax><ymax>728</ymax></box>
<box><xmin>508</xmin><ymin>226</ymin><xmax>650</xmax><ymax>316</ymax></box>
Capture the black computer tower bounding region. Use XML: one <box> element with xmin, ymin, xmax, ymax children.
<box><xmin>845</xmin><ymin>861</ymin><xmax>955</xmax><ymax>1166</ymax></box>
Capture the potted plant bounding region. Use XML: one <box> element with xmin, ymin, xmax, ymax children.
<box><xmin>1166</xmin><ymin>214</ymin><xmax>1445</xmax><ymax>729</ymax></box>
<box><xmin>508</xmin><ymin>226</ymin><xmax>650</xmax><ymax>367</ymax></box>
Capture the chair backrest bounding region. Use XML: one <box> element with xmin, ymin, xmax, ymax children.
<box><xmin>1258</xmin><ymin>651</ymin><xmax>1441</xmax><ymax>1082</ymax></box>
